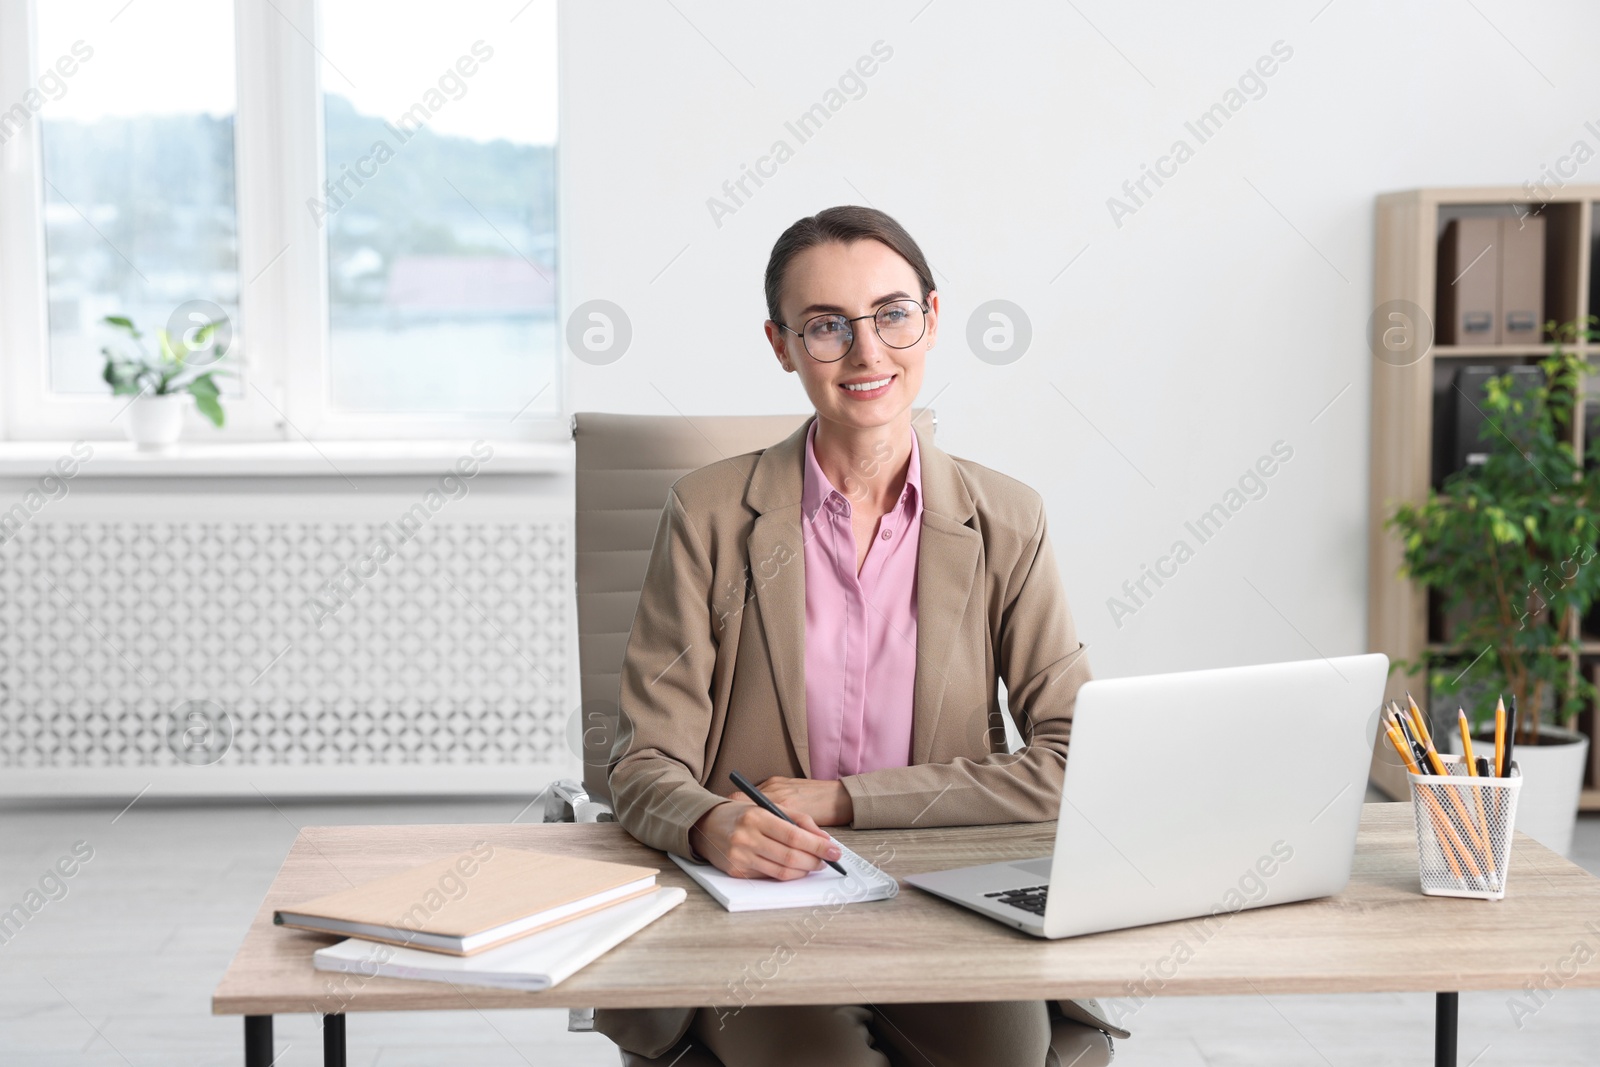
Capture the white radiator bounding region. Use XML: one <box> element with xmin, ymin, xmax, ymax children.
<box><xmin>0</xmin><ymin>478</ymin><xmax>578</xmax><ymax>798</ymax></box>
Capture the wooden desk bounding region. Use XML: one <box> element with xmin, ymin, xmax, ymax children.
<box><xmin>214</xmin><ymin>804</ymin><xmax>1600</xmax><ymax>1066</ymax></box>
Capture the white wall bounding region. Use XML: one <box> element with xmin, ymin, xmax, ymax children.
<box><xmin>563</xmin><ymin>0</ymin><xmax>1600</xmax><ymax>681</ymax></box>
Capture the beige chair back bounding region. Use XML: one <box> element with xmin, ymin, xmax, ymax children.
<box><xmin>573</xmin><ymin>409</ymin><xmax>935</xmax><ymax>801</ymax></box>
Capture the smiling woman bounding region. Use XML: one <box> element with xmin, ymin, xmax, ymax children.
<box><xmin>595</xmin><ymin>206</ymin><xmax>1115</xmax><ymax>1065</ymax></box>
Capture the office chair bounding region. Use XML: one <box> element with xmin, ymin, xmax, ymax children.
<box><xmin>553</xmin><ymin>412</ymin><xmax>830</xmax><ymax>1067</ymax></box>
<box><xmin>546</xmin><ymin>410</ymin><xmax>1109</xmax><ymax>1067</ymax></box>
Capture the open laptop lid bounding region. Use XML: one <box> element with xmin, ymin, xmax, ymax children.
<box><xmin>1042</xmin><ymin>653</ymin><xmax>1388</xmax><ymax>939</ymax></box>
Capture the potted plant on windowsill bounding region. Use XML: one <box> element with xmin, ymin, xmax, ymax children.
<box><xmin>101</xmin><ymin>313</ymin><xmax>230</xmax><ymax>450</ymax></box>
<box><xmin>1388</xmin><ymin>318</ymin><xmax>1598</xmax><ymax>856</ymax></box>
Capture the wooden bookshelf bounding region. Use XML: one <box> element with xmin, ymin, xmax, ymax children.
<box><xmin>1368</xmin><ymin>185</ymin><xmax>1600</xmax><ymax>808</ymax></box>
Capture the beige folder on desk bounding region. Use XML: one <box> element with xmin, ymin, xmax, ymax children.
<box><xmin>313</xmin><ymin>886</ymin><xmax>687</xmax><ymax>992</ymax></box>
<box><xmin>274</xmin><ymin>847</ymin><xmax>659</xmax><ymax>955</ymax></box>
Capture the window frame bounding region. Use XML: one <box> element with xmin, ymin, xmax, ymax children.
<box><xmin>0</xmin><ymin>0</ymin><xmax>565</xmax><ymax>444</ymax></box>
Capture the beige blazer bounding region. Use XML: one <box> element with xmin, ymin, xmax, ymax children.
<box><xmin>596</xmin><ymin>415</ymin><xmax>1119</xmax><ymax>1057</ymax></box>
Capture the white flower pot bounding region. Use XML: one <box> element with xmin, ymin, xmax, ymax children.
<box><xmin>1511</xmin><ymin>725</ymin><xmax>1590</xmax><ymax>857</ymax></box>
<box><xmin>1474</xmin><ymin>724</ymin><xmax>1590</xmax><ymax>857</ymax></box>
<box><xmin>125</xmin><ymin>393</ymin><xmax>186</xmax><ymax>450</ymax></box>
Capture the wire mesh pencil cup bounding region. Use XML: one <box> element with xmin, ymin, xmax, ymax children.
<box><xmin>1408</xmin><ymin>754</ymin><xmax>1522</xmax><ymax>900</ymax></box>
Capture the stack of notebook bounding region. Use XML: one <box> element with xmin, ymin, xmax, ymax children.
<box><xmin>275</xmin><ymin>846</ymin><xmax>684</xmax><ymax>992</ymax></box>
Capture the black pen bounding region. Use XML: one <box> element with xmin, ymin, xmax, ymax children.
<box><xmin>1411</xmin><ymin>740</ymin><xmax>1434</xmax><ymax>775</ymax></box>
<box><xmin>729</xmin><ymin>769</ymin><xmax>848</xmax><ymax>876</ymax></box>
<box><xmin>1394</xmin><ymin>709</ymin><xmax>1419</xmax><ymax>750</ymax></box>
<box><xmin>1502</xmin><ymin>697</ymin><xmax>1518</xmax><ymax>779</ymax></box>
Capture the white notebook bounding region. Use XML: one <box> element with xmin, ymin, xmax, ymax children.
<box><xmin>312</xmin><ymin>886</ymin><xmax>686</xmax><ymax>992</ymax></box>
<box><xmin>671</xmin><ymin>840</ymin><xmax>898</xmax><ymax>912</ymax></box>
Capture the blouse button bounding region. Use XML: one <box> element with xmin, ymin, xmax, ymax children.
<box><xmin>880</xmin><ymin>529</ymin><xmax>892</xmax><ymax>540</ymax></box>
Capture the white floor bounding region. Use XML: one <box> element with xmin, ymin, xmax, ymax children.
<box><xmin>1</xmin><ymin>797</ymin><xmax>1596</xmax><ymax>1066</ymax></box>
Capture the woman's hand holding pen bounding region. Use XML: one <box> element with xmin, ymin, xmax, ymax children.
<box><xmin>689</xmin><ymin>800</ymin><xmax>842</xmax><ymax>881</ymax></box>
<box><xmin>727</xmin><ymin>776</ymin><xmax>854</xmax><ymax>827</ymax></box>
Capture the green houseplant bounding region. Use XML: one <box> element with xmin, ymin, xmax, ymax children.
<box><xmin>101</xmin><ymin>313</ymin><xmax>229</xmax><ymax>448</ymax></box>
<box><xmin>1388</xmin><ymin>317</ymin><xmax>1598</xmax><ymax>854</ymax></box>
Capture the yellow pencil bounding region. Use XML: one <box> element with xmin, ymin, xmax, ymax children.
<box><xmin>1406</xmin><ymin>692</ymin><xmax>1432</xmax><ymax>746</ymax></box>
<box><xmin>1422</xmin><ymin>739</ymin><xmax>1449</xmax><ymax>777</ymax></box>
<box><xmin>1387</xmin><ymin>725</ymin><xmax>1421</xmax><ymax>774</ymax></box>
<box><xmin>1391</xmin><ymin>726</ymin><xmax>1467</xmax><ymax>881</ymax></box>
<box><xmin>1459</xmin><ymin>709</ymin><xmax>1478</xmax><ymax>776</ymax></box>
<box><xmin>1394</xmin><ymin>716</ymin><xmax>1494</xmax><ymax>886</ymax></box>
<box><xmin>1448</xmin><ymin>711</ymin><xmax>1499</xmax><ymax>876</ymax></box>
<box><xmin>1494</xmin><ymin>696</ymin><xmax>1507</xmax><ymax>780</ymax></box>
<box><xmin>1383</xmin><ymin>704</ymin><xmax>1401</xmax><ymax>738</ymax></box>
<box><xmin>1459</xmin><ymin>710</ymin><xmax>1498</xmax><ymax>880</ymax></box>
<box><xmin>1411</xmin><ymin>731</ymin><xmax>1492</xmax><ymax>880</ymax></box>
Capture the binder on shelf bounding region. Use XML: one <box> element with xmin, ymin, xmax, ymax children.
<box><xmin>1436</xmin><ymin>365</ymin><xmax>1542</xmax><ymax>486</ymax></box>
<box><xmin>1499</xmin><ymin>215</ymin><xmax>1545</xmax><ymax>345</ymax></box>
<box><xmin>1437</xmin><ymin>217</ymin><xmax>1500</xmax><ymax>345</ymax></box>
<box><xmin>1591</xmin><ymin>234</ymin><xmax>1600</xmax><ymax>334</ymax></box>
<box><xmin>1585</xmin><ymin>400</ymin><xmax>1600</xmax><ymax>462</ymax></box>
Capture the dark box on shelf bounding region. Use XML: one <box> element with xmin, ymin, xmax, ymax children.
<box><xmin>1432</xmin><ymin>364</ymin><xmax>1543</xmax><ymax>487</ymax></box>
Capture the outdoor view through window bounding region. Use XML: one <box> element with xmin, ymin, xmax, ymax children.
<box><xmin>320</xmin><ymin>2</ymin><xmax>558</xmax><ymax>417</ymax></box>
<box><xmin>33</xmin><ymin>1</ymin><xmax>557</xmax><ymax>418</ymax></box>
<box><xmin>36</xmin><ymin>1</ymin><xmax>239</xmax><ymax>396</ymax></box>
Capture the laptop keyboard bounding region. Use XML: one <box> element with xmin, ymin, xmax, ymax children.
<box><xmin>985</xmin><ymin>884</ymin><xmax>1049</xmax><ymax>916</ymax></box>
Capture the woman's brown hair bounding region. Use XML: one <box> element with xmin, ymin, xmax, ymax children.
<box><xmin>763</xmin><ymin>205</ymin><xmax>936</xmax><ymax>326</ymax></box>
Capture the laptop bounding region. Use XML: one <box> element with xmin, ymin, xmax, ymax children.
<box><xmin>905</xmin><ymin>654</ymin><xmax>1389</xmax><ymax>939</ymax></box>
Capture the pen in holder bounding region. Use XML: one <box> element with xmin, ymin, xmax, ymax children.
<box><xmin>1408</xmin><ymin>754</ymin><xmax>1521</xmax><ymax>900</ymax></box>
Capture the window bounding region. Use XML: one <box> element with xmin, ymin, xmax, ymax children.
<box><xmin>321</xmin><ymin>4</ymin><xmax>558</xmax><ymax>419</ymax></box>
<box><xmin>35</xmin><ymin>1</ymin><xmax>239</xmax><ymax>397</ymax></box>
<box><xmin>0</xmin><ymin>0</ymin><xmax>561</xmax><ymax>441</ymax></box>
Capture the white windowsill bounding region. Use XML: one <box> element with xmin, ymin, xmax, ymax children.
<box><xmin>0</xmin><ymin>439</ymin><xmax>573</xmax><ymax>477</ymax></box>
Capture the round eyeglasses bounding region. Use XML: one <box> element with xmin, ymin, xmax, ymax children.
<box><xmin>777</xmin><ymin>299</ymin><xmax>929</xmax><ymax>363</ymax></box>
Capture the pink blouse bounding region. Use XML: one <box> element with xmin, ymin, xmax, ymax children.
<box><xmin>801</xmin><ymin>418</ymin><xmax>923</xmax><ymax>780</ymax></box>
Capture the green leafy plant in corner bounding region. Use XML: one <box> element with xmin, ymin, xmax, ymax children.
<box><xmin>1388</xmin><ymin>317</ymin><xmax>1600</xmax><ymax>745</ymax></box>
<box><xmin>100</xmin><ymin>314</ymin><xmax>230</xmax><ymax>427</ymax></box>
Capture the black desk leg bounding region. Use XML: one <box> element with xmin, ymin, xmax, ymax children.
<box><xmin>1436</xmin><ymin>992</ymin><xmax>1458</xmax><ymax>1067</ymax></box>
<box><xmin>243</xmin><ymin>1016</ymin><xmax>273</xmax><ymax>1067</ymax></box>
<box><xmin>324</xmin><ymin>1013</ymin><xmax>347</xmax><ymax>1067</ymax></box>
